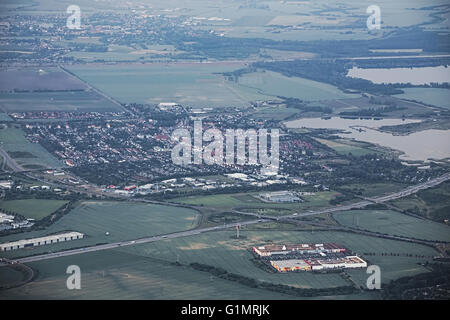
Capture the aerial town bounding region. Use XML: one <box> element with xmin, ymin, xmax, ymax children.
<box><xmin>0</xmin><ymin>0</ymin><xmax>449</xmax><ymax>305</ymax></box>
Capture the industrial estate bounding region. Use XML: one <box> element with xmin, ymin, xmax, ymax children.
<box><xmin>252</xmin><ymin>243</ymin><xmax>367</xmax><ymax>272</ymax></box>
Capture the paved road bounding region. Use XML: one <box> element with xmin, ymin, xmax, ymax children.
<box><xmin>1</xmin><ymin>219</ymin><xmax>269</xmax><ymax>266</ymax></box>
<box><xmin>2</xmin><ymin>172</ymin><xmax>449</xmax><ymax>266</ymax></box>
<box><xmin>0</xmin><ymin>146</ymin><xmax>24</xmax><ymax>172</ymax></box>
<box><xmin>3</xmin><ymin>173</ymin><xmax>450</xmax><ymax>266</ymax></box>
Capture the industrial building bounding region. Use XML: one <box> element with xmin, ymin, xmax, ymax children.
<box><xmin>0</xmin><ymin>232</ymin><xmax>84</xmax><ymax>251</ymax></box>
<box><xmin>258</xmin><ymin>191</ymin><xmax>302</xmax><ymax>203</ymax></box>
<box><xmin>253</xmin><ymin>243</ymin><xmax>346</xmax><ymax>257</ymax></box>
<box><xmin>270</xmin><ymin>259</ymin><xmax>312</xmax><ymax>272</ymax></box>
<box><xmin>270</xmin><ymin>256</ymin><xmax>367</xmax><ymax>273</ymax></box>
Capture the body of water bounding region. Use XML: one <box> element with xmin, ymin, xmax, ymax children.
<box><xmin>346</xmin><ymin>65</ymin><xmax>450</xmax><ymax>85</ymax></box>
<box><xmin>284</xmin><ymin>117</ymin><xmax>450</xmax><ymax>161</ymax></box>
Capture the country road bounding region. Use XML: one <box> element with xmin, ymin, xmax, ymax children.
<box><xmin>1</xmin><ymin>172</ymin><xmax>449</xmax><ymax>267</ymax></box>
<box><xmin>0</xmin><ymin>146</ymin><xmax>24</xmax><ymax>172</ymax></box>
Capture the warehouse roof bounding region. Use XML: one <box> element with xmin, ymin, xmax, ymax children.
<box><xmin>0</xmin><ymin>232</ymin><xmax>84</xmax><ymax>249</ymax></box>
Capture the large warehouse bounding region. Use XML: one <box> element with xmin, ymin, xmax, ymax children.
<box><xmin>0</xmin><ymin>232</ymin><xmax>84</xmax><ymax>251</ymax></box>
<box><xmin>270</xmin><ymin>256</ymin><xmax>367</xmax><ymax>273</ymax></box>
<box><xmin>253</xmin><ymin>243</ymin><xmax>346</xmax><ymax>257</ymax></box>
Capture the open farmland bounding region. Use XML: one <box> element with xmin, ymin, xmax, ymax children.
<box><xmin>388</xmin><ymin>181</ymin><xmax>450</xmax><ymax>222</ymax></box>
<box><xmin>0</xmin><ymin>249</ymin><xmax>376</xmax><ymax>300</ymax></box>
<box><xmin>171</xmin><ymin>191</ymin><xmax>341</xmax><ymax>211</ymax></box>
<box><xmin>0</xmin><ymin>67</ymin><xmax>87</xmax><ymax>92</ymax></box>
<box><xmin>0</xmin><ymin>199</ymin><xmax>69</xmax><ymax>220</ymax></box>
<box><xmin>68</xmin><ymin>63</ymin><xmax>274</xmax><ymax>108</ymax></box>
<box><xmin>315</xmin><ymin>138</ymin><xmax>379</xmax><ymax>157</ymax></box>
<box><xmin>0</xmin><ymin>201</ymin><xmax>200</xmax><ymax>259</ymax></box>
<box><xmin>0</xmin><ymin>67</ymin><xmax>122</xmax><ymax>113</ymax></box>
<box><xmin>0</xmin><ymin>91</ymin><xmax>121</xmax><ymax>113</ymax></box>
<box><xmin>334</xmin><ymin>209</ymin><xmax>450</xmax><ymax>242</ymax></box>
<box><xmin>396</xmin><ymin>88</ymin><xmax>450</xmax><ymax>110</ymax></box>
<box><xmin>120</xmin><ymin>229</ymin><xmax>438</xmax><ymax>288</ymax></box>
<box><xmin>237</xmin><ymin>70</ymin><xmax>358</xmax><ymax>101</ymax></box>
<box><xmin>338</xmin><ymin>182</ymin><xmax>408</xmax><ymax>197</ymax></box>
<box><xmin>0</xmin><ymin>125</ymin><xmax>62</xmax><ymax>169</ymax></box>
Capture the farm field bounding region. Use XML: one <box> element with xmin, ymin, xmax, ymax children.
<box><xmin>252</xmin><ymin>105</ymin><xmax>300</xmax><ymax>121</ymax></box>
<box><xmin>0</xmin><ymin>201</ymin><xmax>200</xmax><ymax>259</ymax></box>
<box><xmin>68</xmin><ymin>63</ymin><xmax>274</xmax><ymax>108</ymax></box>
<box><xmin>0</xmin><ymin>199</ymin><xmax>68</xmax><ymax>220</ymax></box>
<box><xmin>315</xmin><ymin>138</ymin><xmax>379</xmax><ymax>157</ymax></box>
<box><xmin>237</xmin><ymin>70</ymin><xmax>358</xmax><ymax>101</ymax></box>
<box><xmin>0</xmin><ymin>249</ymin><xmax>377</xmax><ymax>300</ymax></box>
<box><xmin>65</xmin><ymin>44</ymin><xmax>184</xmax><ymax>62</ymax></box>
<box><xmin>0</xmin><ymin>67</ymin><xmax>87</xmax><ymax>92</ymax></box>
<box><xmin>121</xmin><ymin>229</ymin><xmax>437</xmax><ymax>287</ymax></box>
<box><xmin>0</xmin><ymin>265</ymin><xmax>24</xmax><ymax>288</ymax></box>
<box><xmin>338</xmin><ymin>182</ymin><xmax>407</xmax><ymax>197</ymax></box>
<box><xmin>396</xmin><ymin>88</ymin><xmax>450</xmax><ymax>110</ymax></box>
<box><xmin>388</xmin><ymin>181</ymin><xmax>450</xmax><ymax>222</ymax></box>
<box><xmin>0</xmin><ymin>90</ymin><xmax>121</xmax><ymax>113</ymax></box>
<box><xmin>333</xmin><ymin>209</ymin><xmax>450</xmax><ymax>242</ymax></box>
<box><xmin>0</xmin><ymin>113</ymin><xmax>12</xmax><ymax>122</ymax></box>
<box><xmin>0</xmin><ymin>126</ymin><xmax>62</xmax><ymax>169</ymax></box>
<box><xmin>171</xmin><ymin>191</ymin><xmax>341</xmax><ymax>211</ymax></box>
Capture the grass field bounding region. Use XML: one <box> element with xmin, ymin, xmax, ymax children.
<box><xmin>171</xmin><ymin>191</ymin><xmax>340</xmax><ymax>212</ymax></box>
<box><xmin>0</xmin><ymin>201</ymin><xmax>200</xmax><ymax>259</ymax></box>
<box><xmin>68</xmin><ymin>63</ymin><xmax>273</xmax><ymax>108</ymax></box>
<box><xmin>0</xmin><ymin>113</ymin><xmax>12</xmax><ymax>122</ymax></box>
<box><xmin>121</xmin><ymin>229</ymin><xmax>437</xmax><ymax>288</ymax></box>
<box><xmin>0</xmin><ymin>228</ymin><xmax>437</xmax><ymax>299</ymax></box>
<box><xmin>252</xmin><ymin>105</ymin><xmax>299</xmax><ymax>120</ymax></box>
<box><xmin>0</xmin><ymin>199</ymin><xmax>68</xmax><ymax>220</ymax></box>
<box><xmin>315</xmin><ymin>138</ymin><xmax>379</xmax><ymax>156</ymax></box>
<box><xmin>0</xmin><ymin>249</ymin><xmax>377</xmax><ymax>300</ymax></box>
<box><xmin>396</xmin><ymin>88</ymin><xmax>450</xmax><ymax>109</ymax></box>
<box><xmin>0</xmin><ymin>67</ymin><xmax>87</xmax><ymax>92</ymax></box>
<box><xmin>338</xmin><ymin>182</ymin><xmax>407</xmax><ymax>197</ymax></box>
<box><xmin>334</xmin><ymin>209</ymin><xmax>450</xmax><ymax>242</ymax></box>
<box><xmin>388</xmin><ymin>181</ymin><xmax>450</xmax><ymax>223</ymax></box>
<box><xmin>0</xmin><ymin>90</ymin><xmax>121</xmax><ymax>113</ymax></box>
<box><xmin>0</xmin><ymin>126</ymin><xmax>63</xmax><ymax>169</ymax></box>
<box><xmin>65</xmin><ymin>44</ymin><xmax>184</xmax><ymax>62</ymax></box>
<box><xmin>237</xmin><ymin>70</ymin><xmax>358</xmax><ymax>101</ymax></box>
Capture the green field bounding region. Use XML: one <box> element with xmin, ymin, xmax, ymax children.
<box><xmin>0</xmin><ymin>228</ymin><xmax>437</xmax><ymax>299</ymax></box>
<box><xmin>397</xmin><ymin>88</ymin><xmax>450</xmax><ymax>109</ymax></box>
<box><xmin>0</xmin><ymin>67</ymin><xmax>87</xmax><ymax>92</ymax></box>
<box><xmin>68</xmin><ymin>63</ymin><xmax>274</xmax><ymax>108</ymax></box>
<box><xmin>388</xmin><ymin>181</ymin><xmax>450</xmax><ymax>223</ymax></box>
<box><xmin>237</xmin><ymin>70</ymin><xmax>358</xmax><ymax>101</ymax></box>
<box><xmin>0</xmin><ymin>113</ymin><xmax>12</xmax><ymax>122</ymax></box>
<box><xmin>334</xmin><ymin>209</ymin><xmax>450</xmax><ymax>242</ymax></box>
<box><xmin>0</xmin><ymin>201</ymin><xmax>200</xmax><ymax>259</ymax></box>
<box><xmin>0</xmin><ymin>126</ymin><xmax>63</xmax><ymax>169</ymax></box>
<box><xmin>338</xmin><ymin>182</ymin><xmax>407</xmax><ymax>197</ymax></box>
<box><xmin>315</xmin><ymin>138</ymin><xmax>379</xmax><ymax>156</ymax></box>
<box><xmin>0</xmin><ymin>249</ymin><xmax>377</xmax><ymax>300</ymax></box>
<box><xmin>0</xmin><ymin>199</ymin><xmax>68</xmax><ymax>220</ymax></box>
<box><xmin>172</xmin><ymin>191</ymin><xmax>340</xmax><ymax>211</ymax></box>
<box><xmin>65</xmin><ymin>44</ymin><xmax>184</xmax><ymax>63</ymax></box>
<box><xmin>0</xmin><ymin>91</ymin><xmax>121</xmax><ymax>113</ymax></box>
<box><xmin>121</xmin><ymin>229</ymin><xmax>437</xmax><ymax>288</ymax></box>
<box><xmin>252</xmin><ymin>105</ymin><xmax>300</xmax><ymax>120</ymax></box>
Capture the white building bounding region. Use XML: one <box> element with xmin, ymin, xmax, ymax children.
<box><xmin>0</xmin><ymin>232</ymin><xmax>84</xmax><ymax>251</ymax></box>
